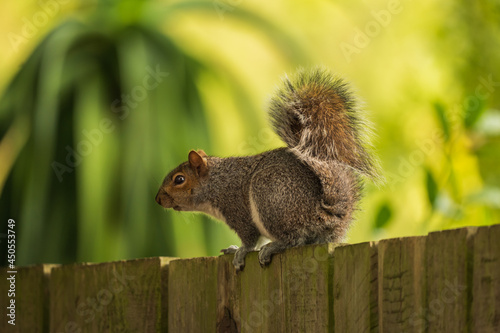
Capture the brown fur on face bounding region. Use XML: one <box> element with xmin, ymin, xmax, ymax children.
<box><xmin>155</xmin><ymin>150</ymin><xmax>208</xmax><ymax>211</ymax></box>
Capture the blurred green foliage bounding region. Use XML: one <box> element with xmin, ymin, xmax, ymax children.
<box><xmin>1</xmin><ymin>0</ymin><xmax>499</xmax><ymax>266</ymax></box>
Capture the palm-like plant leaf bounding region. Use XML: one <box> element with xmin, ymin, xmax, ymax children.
<box><xmin>0</xmin><ymin>0</ymin><xmax>305</xmax><ymax>265</ymax></box>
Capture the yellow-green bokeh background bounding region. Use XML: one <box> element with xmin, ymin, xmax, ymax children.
<box><xmin>1</xmin><ymin>0</ymin><xmax>499</xmax><ymax>266</ymax></box>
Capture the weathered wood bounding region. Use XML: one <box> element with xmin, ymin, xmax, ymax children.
<box><xmin>217</xmin><ymin>254</ymin><xmax>241</xmax><ymax>333</ymax></box>
<box><xmin>424</xmin><ymin>227</ymin><xmax>476</xmax><ymax>333</ymax></box>
<box><xmin>378</xmin><ymin>236</ymin><xmax>426</xmax><ymax>332</ymax></box>
<box><xmin>4</xmin><ymin>224</ymin><xmax>500</xmax><ymax>332</ymax></box>
<box><xmin>239</xmin><ymin>250</ymin><xmax>284</xmax><ymax>333</ymax></box>
<box><xmin>49</xmin><ymin>257</ymin><xmax>168</xmax><ymax>333</ymax></box>
<box><xmin>238</xmin><ymin>244</ymin><xmax>335</xmax><ymax>332</ymax></box>
<box><xmin>168</xmin><ymin>256</ymin><xmax>218</xmax><ymax>332</ymax></box>
<box><xmin>280</xmin><ymin>243</ymin><xmax>335</xmax><ymax>332</ymax></box>
<box><xmin>0</xmin><ymin>264</ymin><xmax>55</xmax><ymax>333</ymax></box>
<box><xmin>217</xmin><ymin>243</ymin><xmax>335</xmax><ymax>333</ymax></box>
<box><xmin>333</xmin><ymin>241</ymin><xmax>378</xmax><ymax>333</ymax></box>
<box><xmin>160</xmin><ymin>257</ymin><xmax>177</xmax><ymax>333</ymax></box>
<box><xmin>471</xmin><ymin>224</ymin><xmax>500</xmax><ymax>332</ymax></box>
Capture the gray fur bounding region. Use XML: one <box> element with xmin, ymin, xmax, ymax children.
<box><xmin>156</xmin><ymin>68</ymin><xmax>381</xmax><ymax>270</ymax></box>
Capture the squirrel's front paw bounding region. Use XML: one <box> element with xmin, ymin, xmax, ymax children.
<box><xmin>220</xmin><ymin>245</ymin><xmax>239</xmax><ymax>255</ymax></box>
<box><xmin>258</xmin><ymin>247</ymin><xmax>273</xmax><ymax>267</ymax></box>
<box><xmin>233</xmin><ymin>257</ymin><xmax>245</xmax><ymax>272</ymax></box>
<box><xmin>233</xmin><ymin>248</ymin><xmax>248</xmax><ymax>272</ymax></box>
<box><xmin>232</xmin><ymin>245</ymin><xmax>256</xmax><ymax>272</ymax></box>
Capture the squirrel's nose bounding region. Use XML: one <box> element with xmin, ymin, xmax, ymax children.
<box><xmin>155</xmin><ymin>191</ymin><xmax>162</xmax><ymax>205</ymax></box>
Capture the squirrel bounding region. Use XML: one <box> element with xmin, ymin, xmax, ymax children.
<box><xmin>155</xmin><ymin>68</ymin><xmax>381</xmax><ymax>271</ymax></box>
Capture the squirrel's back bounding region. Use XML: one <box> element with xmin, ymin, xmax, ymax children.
<box><xmin>269</xmin><ymin>67</ymin><xmax>380</xmax><ymax>180</ymax></box>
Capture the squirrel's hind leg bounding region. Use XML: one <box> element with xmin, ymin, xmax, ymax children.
<box><xmin>258</xmin><ymin>241</ymin><xmax>288</xmax><ymax>267</ymax></box>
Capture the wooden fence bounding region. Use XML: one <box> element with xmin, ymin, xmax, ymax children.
<box><xmin>1</xmin><ymin>224</ymin><xmax>499</xmax><ymax>332</ymax></box>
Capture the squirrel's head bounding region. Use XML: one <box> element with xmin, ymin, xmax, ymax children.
<box><xmin>155</xmin><ymin>150</ymin><xmax>209</xmax><ymax>211</ymax></box>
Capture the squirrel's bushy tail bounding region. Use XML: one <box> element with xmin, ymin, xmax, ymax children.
<box><xmin>269</xmin><ymin>67</ymin><xmax>381</xmax><ymax>180</ymax></box>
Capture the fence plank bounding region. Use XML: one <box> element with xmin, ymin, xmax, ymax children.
<box><xmin>217</xmin><ymin>254</ymin><xmax>241</xmax><ymax>333</ymax></box>
<box><xmin>239</xmin><ymin>250</ymin><xmax>284</xmax><ymax>333</ymax></box>
<box><xmin>224</xmin><ymin>244</ymin><xmax>335</xmax><ymax>333</ymax></box>
<box><xmin>49</xmin><ymin>257</ymin><xmax>168</xmax><ymax>333</ymax></box>
<box><xmin>333</xmin><ymin>241</ymin><xmax>378</xmax><ymax>333</ymax></box>
<box><xmin>281</xmin><ymin>243</ymin><xmax>335</xmax><ymax>332</ymax></box>
<box><xmin>169</xmin><ymin>256</ymin><xmax>218</xmax><ymax>332</ymax></box>
<box><xmin>3</xmin><ymin>224</ymin><xmax>500</xmax><ymax>332</ymax></box>
<box><xmin>1</xmin><ymin>264</ymin><xmax>55</xmax><ymax>333</ymax></box>
<box><xmin>378</xmin><ymin>236</ymin><xmax>426</xmax><ymax>332</ymax></box>
<box><xmin>471</xmin><ymin>224</ymin><xmax>500</xmax><ymax>332</ymax></box>
<box><xmin>160</xmin><ymin>257</ymin><xmax>177</xmax><ymax>333</ymax></box>
<box><xmin>425</xmin><ymin>227</ymin><xmax>476</xmax><ymax>333</ymax></box>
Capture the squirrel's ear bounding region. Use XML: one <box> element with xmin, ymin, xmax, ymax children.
<box><xmin>188</xmin><ymin>150</ymin><xmax>208</xmax><ymax>176</ymax></box>
<box><xmin>197</xmin><ymin>150</ymin><xmax>207</xmax><ymax>158</ymax></box>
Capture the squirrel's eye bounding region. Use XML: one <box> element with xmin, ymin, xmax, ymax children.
<box><xmin>174</xmin><ymin>175</ymin><xmax>185</xmax><ymax>185</ymax></box>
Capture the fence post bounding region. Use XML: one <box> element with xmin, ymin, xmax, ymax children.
<box><xmin>168</xmin><ymin>256</ymin><xmax>218</xmax><ymax>332</ymax></box>
<box><xmin>2</xmin><ymin>224</ymin><xmax>500</xmax><ymax>332</ymax></box>
<box><xmin>49</xmin><ymin>257</ymin><xmax>169</xmax><ymax>332</ymax></box>
<box><xmin>217</xmin><ymin>254</ymin><xmax>241</xmax><ymax>332</ymax></box>
<box><xmin>378</xmin><ymin>236</ymin><xmax>426</xmax><ymax>332</ymax></box>
<box><xmin>333</xmin><ymin>241</ymin><xmax>378</xmax><ymax>332</ymax></box>
<box><xmin>239</xmin><ymin>244</ymin><xmax>335</xmax><ymax>333</ymax></box>
<box><xmin>0</xmin><ymin>264</ymin><xmax>55</xmax><ymax>333</ymax></box>
<box><xmin>471</xmin><ymin>224</ymin><xmax>500</xmax><ymax>331</ymax></box>
<box><xmin>425</xmin><ymin>227</ymin><xmax>476</xmax><ymax>332</ymax></box>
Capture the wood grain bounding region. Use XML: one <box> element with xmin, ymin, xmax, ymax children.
<box><xmin>49</xmin><ymin>257</ymin><xmax>167</xmax><ymax>333</ymax></box>
<box><xmin>0</xmin><ymin>264</ymin><xmax>55</xmax><ymax>333</ymax></box>
<box><xmin>239</xmin><ymin>250</ymin><xmax>284</xmax><ymax>333</ymax></box>
<box><xmin>217</xmin><ymin>254</ymin><xmax>241</xmax><ymax>333</ymax></box>
<box><xmin>333</xmin><ymin>241</ymin><xmax>378</xmax><ymax>333</ymax></box>
<box><xmin>280</xmin><ymin>243</ymin><xmax>335</xmax><ymax>333</ymax></box>
<box><xmin>425</xmin><ymin>227</ymin><xmax>476</xmax><ymax>333</ymax></box>
<box><xmin>239</xmin><ymin>244</ymin><xmax>335</xmax><ymax>333</ymax></box>
<box><xmin>378</xmin><ymin>236</ymin><xmax>426</xmax><ymax>332</ymax></box>
<box><xmin>471</xmin><ymin>224</ymin><xmax>500</xmax><ymax>332</ymax></box>
<box><xmin>160</xmin><ymin>257</ymin><xmax>177</xmax><ymax>333</ymax></box>
<box><xmin>3</xmin><ymin>224</ymin><xmax>500</xmax><ymax>332</ymax></box>
<box><xmin>168</xmin><ymin>256</ymin><xmax>218</xmax><ymax>332</ymax></box>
